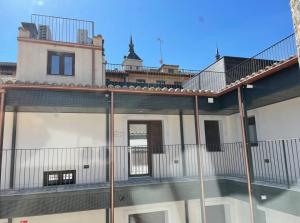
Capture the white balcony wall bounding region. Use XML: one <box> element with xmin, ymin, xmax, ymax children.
<box><xmin>225</xmin><ymin>96</ymin><xmax>300</xmax><ymax>184</ymax></box>
<box><xmin>2</xmin><ymin>112</ymin><xmax>107</xmax><ymax>189</ymax></box>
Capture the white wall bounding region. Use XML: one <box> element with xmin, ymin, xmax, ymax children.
<box><xmin>261</xmin><ymin>205</ymin><xmax>300</xmax><ymax>223</ymax></box>
<box><xmin>115</xmin><ymin>201</ymin><xmax>186</xmax><ymax>223</ymax></box>
<box><xmin>1</xmin><ymin>112</ymin><xmax>14</xmax><ymax>189</ymax></box>
<box><xmin>183</xmin><ymin>58</ymin><xmax>226</xmax><ymax>91</ymax></box>
<box><xmin>16</xmin><ymin>40</ymin><xmax>104</xmax><ymax>86</ymax></box>
<box><xmin>1</xmin><ymin>112</ymin><xmax>107</xmax><ymax>189</ymax></box>
<box><xmin>12</xmin><ymin>209</ymin><xmax>105</xmax><ymax>223</ymax></box>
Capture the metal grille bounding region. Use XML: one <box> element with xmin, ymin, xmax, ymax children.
<box><xmin>30</xmin><ymin>14</ymin><xmax>94</xmax><ymax>45</ymax></box>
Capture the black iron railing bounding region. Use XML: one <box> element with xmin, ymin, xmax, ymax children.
<box><xmin>183</xmin><ymin>33</ymin><xmax>297</xmax><ymax>91</ymax></box>
<box><xmin>226</xmin><ymin>33</ymin><xmax>297</xmax><ymax>84</ymax></box>
<box><xmin>1</xmin><ymin>139</ymin><xmax>300</xmax><ymax>191</ymax></box>
<box><xmin>105</xmin><ymin>63</ymin><xmax>200</xmax><ymax>76</ymax></box>
<box><xmin>29</xmin><ymin>14</ymin><xmax>94</xmax><ymax>45</ymax></box>
<box><xmin>105</xmin><ymin>63</ymin><xmax>199</xmax><ymax>89</ymax></box>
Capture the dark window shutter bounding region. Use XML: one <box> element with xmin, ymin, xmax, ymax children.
<box><xmin>204</xmin><ymin>120</ymin><xmax>221</xmax><ymax>151</ymax></box>
<box><xmin>148</xmin><ymin>121</ymin><xmax>163</xmax><ymax>153</ymax></box>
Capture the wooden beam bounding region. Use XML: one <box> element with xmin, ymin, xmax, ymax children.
<box><xmin>194</xmin><ymin>95</ymin><xmax>207</xmax><ymax>223</ymax></box>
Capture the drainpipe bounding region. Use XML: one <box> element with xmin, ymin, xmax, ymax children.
<box><xmin>0</xmin><ymin>90</ymin><xmax>6</xmax><ymax>186</ymax></box>
<box><xmin>237</xmin><ymin>86</ymin><xmax>255</xmax><ymax>223</ymax></box>
<box><xmin>194</xmin><ymin>95</ymin><xmax>207</xmax><ymax>223</ymax></box>
<box><xmin>9</xmin><ymin>110</ymin><xmax>17</xmax><ymax>189</ymax></box>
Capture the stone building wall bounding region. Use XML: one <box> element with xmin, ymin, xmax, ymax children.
<box><xmin>291</xmin><ymin>0</ymin><xmax>300</xmax><ymax>64</ymax></box>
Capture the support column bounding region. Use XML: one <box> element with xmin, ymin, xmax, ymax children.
<box><xmin>290</xmin><ymin>0</ymin><xmax>300</xmax><ymax>65</ymax></box>
<box><xmin>194</xmin><ymin>95</ymin><xmax>206</xmax><ymax>223</ymax></box>
<box><xmin>9</xmin><ymin>110</ymin><xmax>17</xmax><ymax>189</ymax></box>
<box><xmin>184</xmin><ymin>200</ymin><xmax>190</xmax><ymax>223</ymax></box>
<box><xmin>237</xmin><ymin>86</ymin><xmax>255</xmax><ymax>223</ymax></box>
<box><xmin>179</xmin><ymin>110</ymin><xmax>186</xmax><ymax>176</ymax></box>
<box><xmin>105</xmin><ymin>100</ymin><xmax>110</xmax><ymax>223</ymax></box>
<box><xmin>109</xmin><ymin>91</ymin><xmax>115</xmax><ymax>223</ymax></box>
<box><xmin>0</xmin><ymin>90</ymin><xmax>6</xmax><ymax>186</ymax></box>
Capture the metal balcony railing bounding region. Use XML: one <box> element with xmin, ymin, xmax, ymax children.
<box><xmin>183</xmin><ymin>33</ymin><xmax>297</xmax><ymax>91</ymax></box>
<box><xmin>226</xmin><ymin>33</ymin><xmax>297</xmax><ymax>83</ymax></box>
<box><xmin>105</xmin><ymin>63</ymin><xmax>200</xmax><ymax>76</ymax></box>
<box><xmin>1</xmin><ymin>139</ymin><xmax>299</xmax><ymax>192</ymax></box>
<box><xmin>29</xmin><ymin>14</ymin><xmax>94</xmax><ymax>45</ymax></box>
<box><xmin>105</xmin><ymin>63</ymin><xmax>200</xmax><ymax>89</ymax></box>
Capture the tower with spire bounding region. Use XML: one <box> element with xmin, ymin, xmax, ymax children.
<box><xmin>215</xmin><ymin>47</ymin><xmax>221</xmax><ymax>61</ymax></box>
<box><xmin>122</xmin><ymin>35</ymin><xmax>143</xmax><ymax>70</ymax></box>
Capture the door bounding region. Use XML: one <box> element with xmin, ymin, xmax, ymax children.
<box><xmin>204</xmin><ymin>120</ymin><xmax>221</xmax><ymax>151</ymax></box>
<box><xmin>128</xmin><ymin>121</ymin><xmax>163</xmax><ymax>177</ymax></box>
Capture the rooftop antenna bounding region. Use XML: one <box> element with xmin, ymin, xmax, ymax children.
<box><xmin>157</xmin><ymin>38</ymin><xmax>164</xmax><ymax>65</ymax></box>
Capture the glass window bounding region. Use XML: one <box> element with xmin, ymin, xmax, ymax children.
<box><xmin>168</xmin><ymin>68</ymin><xmax>174</xmax><ymax>74</ymax></box>
<box><xmin>248</xmin><ymin>116</ymin><xmax>258</xmax><ymax>146</ymax></box>
<box><xmin>48</xmin><ymin>51</ymin><xmax>75</xmax><ymax>76</ymax></box>
<box><xmin>156</xmin><ymin>80</ymin><xmax>165</xmax><ymax>84</ymax></box>
<box><xmin>44</xmin><ymin>170</ymin><xmax>76</xmax><ymax>186</ymax></box>
<box><xmin>50</xmin><ymin>55</ymin><xmax>60</xmax><ymax>75</ymax></box>
<box><xmin>64</xmin><ymin>56</ymin><xmax>73</xmax><ymax>76</ymax></box>
<box><xmin>136</xmin><ymin>79</ymin><xmax>146</xmax><ymax>83</ymax></box>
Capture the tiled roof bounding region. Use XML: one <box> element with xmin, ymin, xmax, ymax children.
<box><xmin>0</xmin><ymin>56</ymin><xmax>297</xmax><ymax>96</ymax></box>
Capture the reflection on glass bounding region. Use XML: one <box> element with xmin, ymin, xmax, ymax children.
<box><xmin>50</xmin><ymin>55</ymin><xmax>60</xmax><ymax>74</ymax></box>
<box><xmin>64</xmin><ymin>56</ymin><xmax>73</xmax><ymax>76</ymax></box>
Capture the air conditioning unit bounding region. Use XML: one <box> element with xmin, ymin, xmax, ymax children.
<box><xmin>38</xmin><ymin>25</ymin><xmax>52</xmax><ymax>40</ymax></box>
<box><xmin>77</xmin><ymin>29</ymin><xmax>89</xmax><ymax>44</ymax></box>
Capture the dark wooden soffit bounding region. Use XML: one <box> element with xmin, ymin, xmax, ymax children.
<box><xmin>0</xmin><ymin>56</ymin><xmax>298</xmax><ymax>98</ymax></box>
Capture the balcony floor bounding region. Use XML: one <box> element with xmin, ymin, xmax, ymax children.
<box><xmin>2</xmin><ymin>175</ymin><xmax>299</xmax><ymax>197</ymax></box>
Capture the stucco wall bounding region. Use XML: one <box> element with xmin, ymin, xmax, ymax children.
<box><xmin>16</xmin><ymin>40</ymin><xmax>104</xmax><ymax>86</ymax></box>
<box><xmin>1</xmin><ymin>113</ymin><xmax>107</xmax><ymax>189</ymax></box>
<box><xmin>227</xmin><ymin>96</ymin><xmax>300</xmax><ymax>141</ymax></box>
<box><xmin>12</xmin><ymin>209</ymin><xmax>105</xmax><ymax>223</ymax></box>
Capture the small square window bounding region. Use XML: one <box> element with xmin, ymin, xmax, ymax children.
<box><xmin>136</xmin><ymin>79</ymin><xmax>146</xmax><ymax>83</ymax></box>
<box><xmin>156</xmin><ymin>80</ymin><xmax>165</xmax><ymax>84</ymax></box>
<box><xmin>44</xmin><ymin>170</ymin><xmax>76</xmax><ymax>186</ymax></box>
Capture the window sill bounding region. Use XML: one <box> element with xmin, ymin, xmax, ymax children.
<box><xmin>47</xmin><ymin>73</ymin><xmax>75</xmax><ymax>77</ymax></box>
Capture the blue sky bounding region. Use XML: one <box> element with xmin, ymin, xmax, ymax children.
<box><xmin>0</xmin><ymin>0</ymin><xmax>294</xmax><ymax>70</ymax></box>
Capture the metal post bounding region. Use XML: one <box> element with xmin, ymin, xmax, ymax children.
<box><xmin>194</xmin><ymin>95</ymin><xmax>206</xmax><ymax>223</ymax></box>
<box><xmin>237</xmin><ymin>86</ymin><xmax>255</xmax><ymax>223</ymax></box>
<box><xmin>0</xmin><ymin>90</ymin><xmax>6</xmax><ymax>186</ymax></box>
<box><xmin>105</xmin><ymin>100</ymin><xmax>110</xmax><ymax>223</ymax></box>
<box><xmin>281</xmin><ymin>140</ymin><xmax>290</xmax><ymax>188</ymax></box>
<box><xmin>9</xmin><ymin>111</ymin><xmax>17</xmax><ymax>189</ymax></box>
<box><xmin>179</xmin><ymin>110</ymin><xmax>186</xmax><ymax>176</ymax></box>
<box><xmin>109</xmin><ymin>91</ymin><xmax>115</xmax><ymax>223</ymax></box>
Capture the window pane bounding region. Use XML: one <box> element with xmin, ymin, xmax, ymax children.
<box><xmin>50</xmin><ymin>55</ymin><xmax>60</xmax><ymax>74</ymax></box>
<box><xmin>64</xmin><ymin>56</ymin><xmax>73</xmax><ymax>76</ymax></box>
